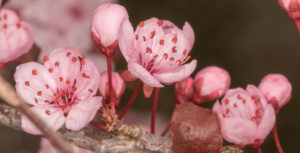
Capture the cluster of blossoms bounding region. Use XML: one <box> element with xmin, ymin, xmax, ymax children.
<box><xmin>0</xmin><ymin>1</ymin><xmax>294</xmax><ymax>152</ymax></box>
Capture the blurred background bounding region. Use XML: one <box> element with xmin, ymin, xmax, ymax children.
<box><xmin>1</xmin><ymin>0</ymin><xmax>300</xmax><ymax>152</ymax></box>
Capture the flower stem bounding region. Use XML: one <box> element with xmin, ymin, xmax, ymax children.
<box><xmin>273</xmin><ymin>125</ymin><xmax>284</xmax><ymax>153</ymax></box>
<box><xmin>106</xmin><ymin>54</ymin><xmax>115</xmax><ymax>114</ymax></box>
<box><xmin>255</xmin><ymin>147</ymin><xmax>263</xmax><ymax>153</ymax></box>
<box><xmin>90</xmin><ymin>121</ymin><xmax>107</xmax><ymax>131</ymax></box>
<box><xmin>118</xmin><ymin>81</ymin><xmax>143</xmax><ymax>119</ymax></box>
<box><xmin>151</xmin><ymin>88</ymin><xmax>160</xmax><ymax>134</ymax></box>
<box><xmin>161</xmin><ymin>120</ymin><xmax>170</xmax><ymax>136</ymax></box>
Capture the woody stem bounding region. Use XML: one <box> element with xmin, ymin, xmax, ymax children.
<box><xmin>118</xmin><ymin>81</ymin><xmax>143</xmax><ymax>119</ymax></box>
<box><xmin>151</xmin><ymin>88</ymin><xmax>160</xmax><ymax>134</ymax></box>
<box><xmin>106</xmin><ymin>54</ymin><xmax>115</xmax><ymax>114</ymax></box>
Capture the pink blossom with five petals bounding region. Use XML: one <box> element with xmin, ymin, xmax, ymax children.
<box><xmin>119</xmin><ymin>17</ymin><xmax>197</xmax><ymax>87</ymax></box>
<box><xmin>0</xmin><ymin>9</ymin><xmax>33</xmax><ymax>63</ymax></box>
<box><xmin>14</xmin><ymin>48</ymin><xmax>102</xmax><ymax>135</ymax></box>
<box><xmin>213</xmin><ymin>85</ymin><xmax>276</xmax><ymax>146</ymax></box>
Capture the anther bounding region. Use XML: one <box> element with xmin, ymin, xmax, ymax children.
<box><xmin>32</xmin><ymin>70</ymin><xmax>37</xmax><ymax>75</ymax></box>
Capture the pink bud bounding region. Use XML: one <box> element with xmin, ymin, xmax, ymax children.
<box><xmin>0</xmin><ymin>9</ymin><xmax>34</xmax><ymax>63</ymax></box>
<box><xmin>278</xmin><ymin>0</ymin><xmax>300</xmax><ymax>32</ymax></box>
<box><xmin>91</xmin><ymin>3</ymin><xmax>128</xmax><ymax>54</ymax></box>
<box><xmin>192</xmin><ymin>66</ymin><xmax>230</xmax><ymax>105</ymax></box>
<box><xmin>99</xmin><ymin>71</ymin><xmax>126</xmax><ymax>102</ymax></box>
<box><xmin>175</xmin><ymin>77</ymin><xmax>194</xmax><ymax>104</ymax></box>
<box><xmin>259</xmin><ymin>74</ymin><xmax>292</xmax><ymax>110</ymax></box>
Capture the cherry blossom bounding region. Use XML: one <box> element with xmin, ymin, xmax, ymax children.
<box><xmin>91</xmin><ymin>3</ymin><xmax>128</xmax><ymax>54</ymax></box>
<box><xmin>38</xmin><ymin>138</ymin><xmax>92</xmax><ymax>153</ymax></box>
<box><xmin>213</xmin><ymin>85</ymin><xmax>276</xmax><ymax>146</ymax></box>
<box><xmin>14</xmin><ymin>48</ymin><xmax>102</xmax><ymax>135</ymax></box>
<box><xmin>278</xmin><ymin>0</ymin><xmax>300</xmax><ymax>32</ymax></box>
<box><xmin>259</xmin><ymin>74</ymin><xmax>292</xmax><ymax>110</ymax></box>
<box><xmin>119</xmin><ymin>17</ymin><xmax>197</xmax><ymax>87</ymax></box>
<box><xmin>0</xmin><ymin>9</ymin><xmax>33</xmax><ymax>63</ymax></box>
<box><xmin>193</xmin><ymin>66</ymin><xmax>230</xmax><ymax>104</ymax></box>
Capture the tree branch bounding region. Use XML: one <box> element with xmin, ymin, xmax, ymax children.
<box><xmin>0</xmin><ymin>102</ymin><xmax>174</xmax><ymax>153</ymax></box>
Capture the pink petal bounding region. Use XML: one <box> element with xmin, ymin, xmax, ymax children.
<box><xmin>15</xmin><ymin>62</ymin><xmax>57</xmax><ymax>105</ymax></box>
<box><xmin>21</xmin><ymin>106</ymin><xmax>65</xmax><ymax>135</ymax></box>
<box><xmin>212</xmin><ymin>100</ymin><xmax>222</xmax><ymax>114</ymax></box>
<box><xmin>221</xmin><ymin>117</ymin><xmax>257</xmax><ymax>145</ymax></box>
<box><xmin>44</xmin><ymin>48</ymin><xmax>82</xmax><ymax>91</ymax></box>
<box><xmin>182</xmin><ymin>22</ymin><xmax>195</xmax><ymax>49</ymax></box>
<box><xmin>128</xmin><ymin>61</ymin><xmax>163</xmax><ymax>87</ymax></box>
<box><xmin>74</xmin><ymin>59</ymin><xmax>100</xmax><ymax>100</ymax></box>
<box><xmin>118</xmin><ymin>18</ymin><xmax>135</xmax><ymax>62</ymax></box>
<box><xmin>65</xmin><ymin>97</ymin><xmax>102</xmax><ymax>130</ymax></box>
<box><xmin>153</xmin><ymin>60</ymin><xmax>197</xmax><ymax>84</ymax></box>
<box><xmin>246</xmin><ymin>84</ymin><xmax>268</xmax><ymax>107</ymax></box>
<box><xmin>256</xmin><ymin>104</ymin><xmax>276</xmax><ymax>141</ymax></box>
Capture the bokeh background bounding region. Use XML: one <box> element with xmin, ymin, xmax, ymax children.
<box><xmin>1</xmin><ymin>0</ymin><xmax>300</xmax><ymax>152</ymax></box>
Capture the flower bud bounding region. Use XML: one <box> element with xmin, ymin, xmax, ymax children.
<box><xmin>278</xmin><ymin>0</ymin><xmax>300</xmax><ymax>32</ymax></box>
<box><xmin>175</xmin><ymin>77</ymin><xmax>194</xmax><ymax>104</ymax></box>
<box><xmin>99</xmin><ymin>71</ymin><xmax>126</xmax><ymax>104</ymax></box>
<box><xmin>91</xmin><ymin>3</ymin><xmax>128</xmax><ymax>55</ymax></box>
<box><xmin>258</xmin><ymin>74</ymin><xmax>292</xmax><ymax>110</ymax></box>
<box><xmin>192</xmin><ymin>66</ymin><xmax>230</xmax><ymax>105</ymax></box>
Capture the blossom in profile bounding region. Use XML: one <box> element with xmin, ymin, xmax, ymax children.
<box><xmin>278</xmin><ymin>0</ymin><xmax>300</xmax><ymax>32</ymax></box>
<box><xmin>259</xmin><ymin>74</ymin><xmax>292</xmax><ymax>110</ymax></box>
<box><xmin>119</xmin><ymin>17</ymin><xmax>197</xmax><ymax>87</ymax></box>
<box><xmin>0</xmin><ymin>9</ymin><xmax>33</xmax><ymax>63</ymax></box>
<box><xmin>91</xmin><ymin>3</ymin><xmax>128</xmax><ymax>54</ymax></box>
<box><xmin>213</xmin><ymin>85</ymin><xmax>276</xmax><ymax>146</ymax></box>
<box><xmin>192</xmin><ymin>66</ymin><xmax>230</xmax><ymax>105</ymax></box>
<box><xmin>99</xmin><ymin>71</ymin><xmax>126</xmax><ymax>105</ymax></box>
<box><xmin>14</xmin><ymin>48</ymin><xmax>102</xmax><ymax>135</ymax></box>
<box><xmin>38</xmin><ymin>138</ymin><xmax>92</xmax><ymax>153</ymax></box>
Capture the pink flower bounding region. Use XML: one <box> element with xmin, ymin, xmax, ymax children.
<box><xmin>259</xmin><ymin>74</ymin><xmax>292</xmax><ymax>109</ymax></box>
<box><xmin>14</xmin><ymin>48</ymin><xmax>102</xmax><ymax>135</ymax></box>
<box><xmin>279</xmin><ymin>0</ymin><xmax>300</xmax><ymax>19</ymax></box>
<box><xmin>38</xmin><ymin>138</ymin><xmax>92</xmax><ymax>153</ymax></box>
<box><xmin>99</xmin><ymin>71</ymin><xmax>126</xmax><ymax>104</ymax></box>
<box><xmin>0</xmin><ymin>9</ymin><xmax>33</xmax><ymax>63</ymax></box>
<box><xmin>119</xmin><ymin>17</ymin><xmax>197</xmax><ymax>87</ymax></box>
<box><xmin>175</xmin><ymin>77</ymin><xmax>194</xmax><ymax>104</ymax></box>
<box><xmin>213</xmin><ymin>85</ymin><xmax>276</xmax><ymax>146</ymax></box>
<box><xmin>192</xmin><ymin>66</ymin><xmax>230</xmax><ymax>105</ymax></box>
<box><xmin>91</xmin><ymin>3</ymin><xmax>128</xmax><ymax>54</ymax></box>
<box><xmin>278</xmin><ymin>0</ymin><xmax>300</xmax><ymax>32</ymax></box>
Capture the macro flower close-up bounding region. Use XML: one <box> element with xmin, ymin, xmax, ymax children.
<box><xmin>0</xmin><ymin>0</ymin><xmax>299</xmax><ymax>153</ymax></box>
